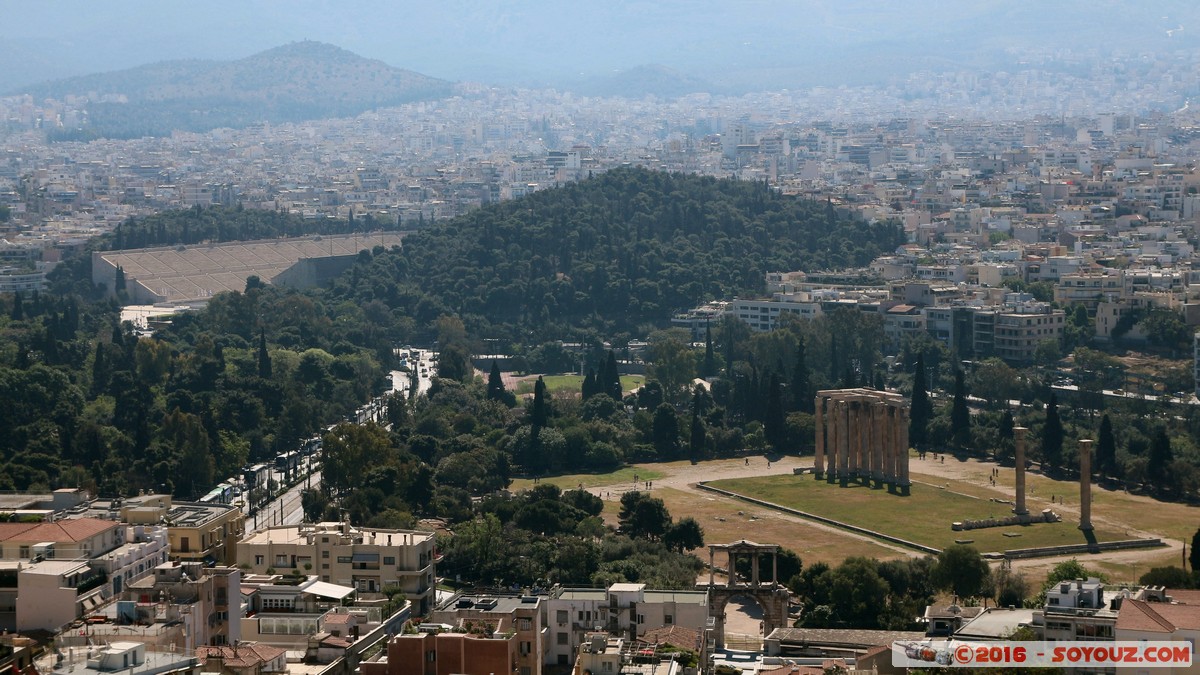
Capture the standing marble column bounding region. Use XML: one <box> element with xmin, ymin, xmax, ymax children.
<box><xmin>837</xmin><ymin>400</ymin><xmax>850</xmax><ymax>483</ymax></box>
<box><xmin>848</xmin><ymin>402</ymin><xmax>860</xmax><ymax>478</ymax></box>
<box><xmin>827</xmin><ymin>400</ymin><xmax>839</xmax><ymax>481</ymax></box>
<box><xmin>872</xmin><ymin>402</ymin><xmax>885</xmax><ymax>487</ymax></box>
<box><xmin>1013</xmin><ymin>426</ymin><xmax>1029</xmax><ymax>516</ymax></box>
<box><xmin>898</xmin><ymin>406</ymin><xmax>911</xmax><ymax>495</ymax></box>
<box><xmin>882</xmin><ymin>406</ymin><xmax>895</xmax><ymax>487</ymax></box>
<box><xmin>814</xmin><ymin>396</ymin><xmax>826</xmax><ymax>478</ymax></box>
<box><xmin>1079</xmin><ymin>438</ymin><xmax>1094</xmax><ymax>531</ymax></box>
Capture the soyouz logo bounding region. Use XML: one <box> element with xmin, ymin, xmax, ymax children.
<box><xmin>892</xmin><ymin>640</ymin><xmax>1193</xmax><ymax>668</ymax></box>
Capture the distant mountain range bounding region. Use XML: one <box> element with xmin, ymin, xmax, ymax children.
<box><xmin>18</xmin><ymin>41</ymin><xmax>452</xmax><ymax>139</ymax></box>
<box><xmin>7</xmin><ymin>1</ymin><xmax>1200</xmax><ymax>100</ymax></box>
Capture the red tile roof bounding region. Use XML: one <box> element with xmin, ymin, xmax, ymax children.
<box><xmin>1116</xmin><ymin>599</ymin><xmax>1200</xmax><ymax>633</ymax></box>
<box><xmin>197</xmin><ymin>643</ymin><xmax>286</xmax><ymax>669</ymax></box>
<box><xmin>1165</xmin><ymin>589</ymin><xmax>1200</xmax><ymax>605</ymax></box>
<box><xmin>640</xmin><ymin>625</ymin><xmax>701</xmax><ymax>651</ymax></box>
<box><xmin>0</xmin><ymin>518</ymin><xmax>117</xmax><ymax>543</ymax></box>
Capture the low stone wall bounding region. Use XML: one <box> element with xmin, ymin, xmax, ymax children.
<box><xmin>1002</xmin><ymin>538</ymin><xmax>1164</xmax><ymax>560</ymax></box>
<box><xmin>952</xmin><ymin>509</ymin><xmax>1061</xmax><ymax>531</ymax></box>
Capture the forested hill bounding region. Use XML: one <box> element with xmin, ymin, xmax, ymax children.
<box><xmin>328</xmin><ymin>168</ymin><xmax>904</xmax><ymax>340</ymax></box>
<box><xmin>28</xmin><ymin>41</ymin><xmax>452</xmax><ymax>139</ymax></box>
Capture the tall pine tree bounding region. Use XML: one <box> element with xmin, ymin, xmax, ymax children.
<box><xmin>1041</xmin><ymin>392</ymin><xmax>1063</xmax><ymax>473</ymax></box>
<box><xmin>1148</xmin><ymin>425</ymin><xmax>1174</xmax><ymax>492</ymax></box>
<box><xmin>909</xmin><ymin>353</ymin><xmax>932</xmax><ymax>448</ymax></box>
<box><xmin>702</xmin><ymin>324</ymin><xmax>716</xmax><ymax>378</ymax></box>
<box><xmin>764</xmin><ymin>374</ymin><xmax>786</xmax><ymax>452</ymax></box>
<box><xmin>604</xmin><ymin>351</ymin><xmax>622</xmax><ymax>401</ymax></box>
<box><xmin>531</xmin><ymin>376</ymin><xmax>548</xmax><ymax>428</ymax></box>
<box><xmin>486</xmin><ymin>361</ymin><xmax>506</xmax><ymax>401</ymax></box>
<box><xmin>790</xmin><ymin>337</ymin><xmax>811</xmax><ymax>412</ymax></box>
<box><xmin>1096</xmin><ymin>414</ymin><xmax>1116</xmax><ymax>477</ymax></box>
<box><xmin>257</xmin><ymin>329</ymin><xmax>272</xmax><ymax>379</ymax></box>
<box><xmin>997</xmin><ymin>409</ymin><xmax>1015</xmax><ymax>462</ymax></box>
<box><xmin>581</xmin><ymin>369</ymin><xmax>596</xmax><ymax>400</ymax></box>
<box><xmin>950</xmin><ymin>368</ymin><xmax>970</xmax><ymax>449</ymax></box>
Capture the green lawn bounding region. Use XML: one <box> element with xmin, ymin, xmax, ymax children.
<box><xmin>515</xmin><ymin>374</ymin><xmax>645</xmax><ymax>396</ymax></box>
<box><xmin>510</xmin><ymin>465</ymin><xmax>664</xmax><ymax>491</ymax></box>
<box><xmin>708</xmin><ymin>474</ymin><xmax>1128</xmax><ymax>554</ymax></box>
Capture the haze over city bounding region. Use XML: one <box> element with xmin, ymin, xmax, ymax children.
<box><xmin>6</xmin><ymin>0</ymin><xmax>1200</xmax><ymax>93</ymax></box>
<box><xmin>6</xmin><ymin>2</ymin><xmax>1200</xmax><ymax>675</ymax></box>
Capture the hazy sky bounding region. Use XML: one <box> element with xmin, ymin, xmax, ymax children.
<box><xmin>4</xmin><ymin>0</ymin><xmax>1199</xmax><ymax>91</ymax></box>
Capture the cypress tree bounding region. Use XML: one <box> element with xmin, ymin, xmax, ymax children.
<box><xmin>1041</xmin><ymin>392</ymin><xmax>1063</xmax><ymax>473</ymax></box>
<box><xmin>999</xmin><ymin>410</ymin><xmax>1015</xmax><ymax>441</ymax></box>
<box><xmin>257</xmin><ymin>329</ymin><xmax>273</xmax><ymax>379</ymax></box>
<box><xmin>91</xmin><ymin>343</ymin><xmax>109</xmax><ymax>396</ymax></box>
<box><xmin>652</xmin><ymin>403</ymin><xmax>680</xmax><ymax>459</ymax></box>
<box><xmin>690</xmin><ymin>412</ymin><xmax>706</xmax><ymax>461</ymax></box>
<box><xmin>723</xmin><ymin>321</ymin><xmax>735</xmax><ymax>371</ymax></box>
<box><xmin>950</xmin><ymin>368</ymin><xmax>970</xmax><ymax>449</ymax></box>
<box><xmin>486</xmin><ymin>361</ymin><xmax>506</xmax><ymax>401</ymax></box>
<box><xmin>1190</xmin><ymin>528</ymin><xmax>1200</xmax><ymax>572</ymax></box>
<box><xmin>748</xmin><ymin>367</ymin><xmax>762</xmax><ymax>423</ymax></box>
<box><xmin>702</xmin><ymin>324</ymin><xmax>716</xmax><ymax>378</ymax></box>
<box><xmin>1096</xmin><ymin>414</ymin><xmax>1116</xmax><ymax>477</ymax></box>
<box><xmin>909</xmin><ymin>353</ymin><xmax>932</xmax><ymax>448</ymax></box>
<box><xmin>1148</xmin><ymin>425</ymin><xmax>1173</xmax><ymax>491</ymax></box>
<box><xmin>997</xmin><ymin>409</ymin><xmax>1015</xmax><ymax>462</ymax></box>
<box><xmin>582</xmin><ymin>369</ymin><xmax>596</xmax><ymax>400</ymax></box>
<box><xmin>10</xmin><ymin>291</ymin><xmax>22</xmax><ymax>321</ymax></box>
<box><xmin>790</xmin><ymin>336</ymin><xmax>811</xmax><ymax>412</ymax></box>
<box><xmin>829</xmin><ymin>340</ymin><xmax>839</xmax><ymax>381</ymax></box>
<box><xmin>531</xmin><ymin>376</ymin><xmax>548</xmax><ymax>428</ymax></box>
<box><xmin>764</xmin><ymin>374</ymin><xmax>786</xmax><ymax>451</ymax></box>
<box><xmin>604</xmin><ymin>351</ymin><xmax>622</xmax><ymax>401</ymax></box>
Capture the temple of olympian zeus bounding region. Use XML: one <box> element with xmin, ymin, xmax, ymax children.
<box><xmin>813</xmin><ymin>388</ymin><xmax>912</xmax><ymax>495</ymax></box>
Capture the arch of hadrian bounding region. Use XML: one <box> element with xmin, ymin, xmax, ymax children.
<box><xmin>813</xmin><ymin>388</ymin><xmax>911</xmax><ymax>495</ymax></box>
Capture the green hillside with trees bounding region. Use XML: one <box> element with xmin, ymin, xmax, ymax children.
<box><xmin>325</xmin><ymin>167</ymin><xmax>905</xmax><ymax>343</ymax></box>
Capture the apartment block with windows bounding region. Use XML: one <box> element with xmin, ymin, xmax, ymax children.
<box><xmin>114</xmin><ymin>495</ymin><xmax>245</xmax><ymax>566</ymax></box>
<box><xmin>543</xmin><ymin>583</ymin><xmax>708</xmax><ymax>667</ymax></box>
<box><xmin>0</xmin><ymin>518</ymin><xmax>167</xmax><ymax>632</ymax></box>
<box><xmin>237</xmin><ymin>522</ymin><xmax>435</xmax><ymax>614</ymax></box>
<box><xmin>992</xmin><ymin>304</ymin><xmax>1066</xmax><ymax>363</ymax></box>
<box><xmin>421</xmin><ymin>594</ymin><xmax>544</xmax><ymax>675</ymax></box>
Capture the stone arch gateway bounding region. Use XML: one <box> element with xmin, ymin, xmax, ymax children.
<box><xmin>703</xmin><ymin>540</ymin><xmax>791</xmax><ymax>649</ymax></box>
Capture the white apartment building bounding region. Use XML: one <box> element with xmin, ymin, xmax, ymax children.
<box><xmin>542</xmin><ymin>583</ymin><xmax>708</xmax><ymax>667</ymax></box>
<box><xmin>237</xmin><ymin>522</ymin><xmax>435</xmax><ymax>613</ymax></box>
<box><xmin>993</xmin><ymin>303</ymin><xmax>1067</xmax><ymax>363</ymax></box>
<box><xmin>90</xmin><ymin>562</ymin><xmax>242</xmax><ymax>651</ymax></box>
<box><xmin>0</xmin><ymin>519</ymin><xmax>168</xmax><ymax>632</ymax></box>
<box><xmin>728</xmin><ymin>296</ymin><xmax>823</xmax><ymax>332</ymax></box>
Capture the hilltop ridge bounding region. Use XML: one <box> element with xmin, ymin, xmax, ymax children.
<box><xmin>21</xmin><ymin>40</ymin><xmax>453</xmax><ymax>139</ymax></box>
